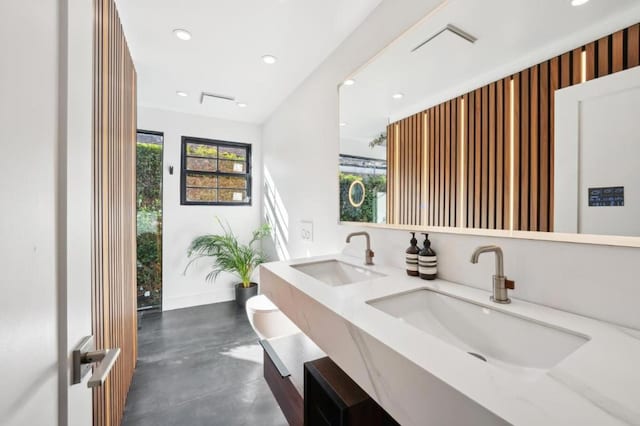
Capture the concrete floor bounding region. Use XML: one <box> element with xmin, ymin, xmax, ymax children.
<box><xmin>123</xmin><ymin>302</ymin><xmax>287</xmax><ymax>426</ymax></box>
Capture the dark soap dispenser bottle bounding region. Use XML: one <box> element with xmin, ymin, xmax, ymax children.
<box><xmin>418</xmin><ymin>233</ymin><xmax>437</xmax><ymax>280</ymax></box>
<box><xmin>405</xmin><ymin>232</ymin><xmax>419</xmax><ymax>276</ymax></box>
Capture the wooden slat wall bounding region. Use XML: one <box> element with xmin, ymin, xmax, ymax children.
<box><xmin>387</xmin><ymin>23</ymin><xmax>639</xmax><ymax>231</ymax></box>
<box><xmin>93</xmin><ymin>0</ymin><xmax>137</xmax><ymax>425</ymax></box>
<box><xmin>462</xmin><ymin>82</ymin><xmax>510</xmax><ymax>230</ymax></box>
<box><xmin>386</xmin><ymin>103</ymin><xmax>459</xmax><ymax>227</ymax></box>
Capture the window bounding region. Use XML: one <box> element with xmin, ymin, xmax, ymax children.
<box><xmin>181</xmin><ymin>136</ymin><xmax>252</xmax><ymax>205</ymax></box>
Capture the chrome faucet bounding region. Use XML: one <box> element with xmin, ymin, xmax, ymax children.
<box><xmin>470</xmin><ymin>245</ymin><xmax>514</xmax><ymax>304</ymax></box>
<box><xmin>345</xmin><ymin>232</ymin><xmax>374</xmax><ymax>265</ymax></box>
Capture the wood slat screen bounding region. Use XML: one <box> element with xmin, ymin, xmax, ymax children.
<box><xmin>463</xmin><ymin>81</ymin><xmax>510</xmax><ymax>230</ymax></box>
<box><xmin>92</xmin><ymin>0</ymin><xmax>137</xmax><ymax>424</ymax></box>
<box><xmin>387</xmin><ymin>23</ymin><xmax>640</xmax><ymax>231</ymax></box>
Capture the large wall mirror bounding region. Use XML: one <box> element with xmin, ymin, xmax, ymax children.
<box><xmin>339</xmin><ymin>0</ymin><xmax>640</xmax><ymax>245</ymax></box>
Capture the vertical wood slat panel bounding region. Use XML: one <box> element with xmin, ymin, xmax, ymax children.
<box><xmin>399</xmin><ymin>119</ymin><xmax>404</xmax><ymax>224</ymax></box>
<box><xmin>512</xmin><ymin>73</ymin><xmax>521</xmax><ymax>231</ymax></box>
<box><xmin>572</xmin><ymin>48</ymin><xmax>583</xmax><ymax>85</ymax></box>
<box><xmin>387</xmin><ymin>124</ymin><xmax>398</xmax><ymax>225</ymax></box>
<box><xmin>401</xmin><ymin>117</ymin><xmax>407</xmax><ymax>224</ymax></box>
<box><xmin>429</xmin><ymin>108</ymin><xmax>435</xmax><ymax>226</ymax></box>
<box><xmin>495</xmin><ymin>81</ymin><xmax>504</xmax><ymax>230</ymax></box>
<box><xmin>466</xmin><ymin>92</ymin><xmax>474</xmax><ymax>228</ymax></box>
<box><xmin>481</xmin><ymin>85</ymin><xmax>489</xmax><ymax>229</ymax></box>
<box><xmin>411</xmin><ymin>114</ymin><xmax>418</xmax><ymax>225</ymax></box>
<box><xmin>502</xmin><ymin>78</ymin><xmax>511</xmax><ymax>231</ymax></box>
<box><xmin>530</xmin><ymin>65</ymin><xmax>539</xmax><ymax>232</ymax></box>
<box><xmin>549</xmin><ymin>57</ymin><xmax>559</xmax><ymax>232</ymax></box>
<box><xmin>598</xmin><ymin>36</ymin><xmax>610</xmax><ymax>77</ymax></box>
<box><xmin>520</xmin><ymin>69</ymin><xmax>530</xmax><ymax>231</ymax></box>
<box><xmin>539</xmin><ymin>61</ymin><xmax>550</xmax><ymax>232</ymax></box>
<box><xmin>450</xmin><ymin>99</ymin><xmax>458</xmax><ymax>227</ymax></box>
<box><xmin>586</xmin><ymin>42</ymin><xmax>596</xmax><ymax>81</ymax></box>
<box><xmin>629</xmin><ymin>24</ymin><xmax>640</xmax><ymax>68</ymax></box>
<box><xmin>444</xmin><ymin>102</ymin><xmax>450</xmax><ymax>226</ymax></box>
<box><xmin>474</xmin><ymin>89</ymin><xmax>481</xmax><ymax>228</ymax></box>
<box><xmin>93</xmin><ymin>0</ymin><xmax>137</xmax><ymax>425</ymax></box>
<box><xmin>560</xmin><ymin>52</ymin><xmax>571</xmax><ymax>88</ymax></box>
<box><xmin>421</xmin><ymin>112</ymin><xmax>428</xmax><ymax>226</ymax></box>
<box><xmin>612</xmin><ymin>30</ymin><xmax>624</xmax><ymax>73</ymax></box>
<box><xmin>488</xmin><ymin>83</ymin><xmax>496</xmax><ymax>230</ymax></box>
<box><xmin>439</xmin><ymin>104</ymin><xmax>446</xmax><ymax>227</ymax></box>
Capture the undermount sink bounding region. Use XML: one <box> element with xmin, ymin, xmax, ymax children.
<box><xmin>367</xmin><ymin>289</ymin><xmax>589</xmax><ymax>379</ymax></box>
<box><xmin>291</xmin><ymin>259</ymin><xmax>386</xmax><ymax>286</ymax></box>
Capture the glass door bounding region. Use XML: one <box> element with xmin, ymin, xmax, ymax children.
<box><xmin>136</xmin><ymin>130</ymin><xmax>163</xmax><ymax>311</ymax></box>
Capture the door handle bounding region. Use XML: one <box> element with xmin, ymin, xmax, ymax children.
<box><xmin>72</xmin><ymin>335</ymin><xmax>121</xmax><ymax>388</ymax></box>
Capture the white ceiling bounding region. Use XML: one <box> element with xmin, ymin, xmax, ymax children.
<box><xmin>340</xmin><ymin>0</ymin><xmax>640</xmax><ymax>145</ymax></box>
<box><xmin>115</xmin><ymin>0</ymin><xmax>383</xmax><ymax>123</ymax></box>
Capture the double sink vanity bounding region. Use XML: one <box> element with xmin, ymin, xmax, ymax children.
<box><xmin>260</xmin><ymin>236</ymin><xmax>640</xmax><ymax>425</ymax></box>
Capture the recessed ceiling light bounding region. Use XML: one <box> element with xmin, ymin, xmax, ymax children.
<box><xmin>571</xmin><ymin>0</ymin><xmax>589</xmax><ymax>6</ymax></box>
<box><xmin>343</xmin><ymin>79</ymin><xmax>355</xmax><ymax>86</ymax></box>
<box><xmin>262</xmin><ymin>55</ymin><xmax>277</xmax><ymax>65</ymax></box>
<box><xmin>339</xmin><ymin>122</ymin><xmax>347</xmax><ymax>127</ymax></box>
<box><xmin>176</xmin><ymin>91</ymin><xmax>188</xmax><ymax>97</ymax></box>
<box><xmin>237</xmin><ymin>102</ymin><xmax>248</xmax><ymax>108</ymax></box>
<box><xmin>173</xmin><ymin>29</ymin><xmax>192</xmax><ymax>41</ymax></box>
<box><xmin>392</xmin><ymin>93</ymin><xmax>404</xmax><ymax>100</ymax></box>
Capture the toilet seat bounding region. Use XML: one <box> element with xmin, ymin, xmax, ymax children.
<box><xmin>245</xmin><ymin>294</ymin><xmax>300</xmax><ymax>339</ymax></box>
<box><xmin>246</xmin><ymin>294</ymin><xmax>279</xmax><ymax>313</ymax></box>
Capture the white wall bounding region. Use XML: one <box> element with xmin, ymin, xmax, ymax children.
<box><xmin>340</xmin><ymin>137</ymin><xmax>386</xmax><ymax>160</ymax></box>
<box><xmin>138</xmin><ymin>107</ymin><xmax>262</xmax><ymax>311</ymax></box>
<box><xmin>0</xmin><ymin>1</ymin><xmax>61</xmax><ymax>424</ymax></box>
<box><xmin>262</xmin><ymin>0</ymin><xmax>640</xmax><ymax>331</ymax></box>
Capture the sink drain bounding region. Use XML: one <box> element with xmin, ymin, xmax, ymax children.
<box><xmin>468</xmin><ymin>352</ymin><xmax>487</xmax><ymax>362</ymax></box>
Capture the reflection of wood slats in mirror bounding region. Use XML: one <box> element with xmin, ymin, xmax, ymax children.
<box><xmin>386</xmin><ymin>22</ymin><xmax>640</xmax><ymax>231</ymax></box>
<box><xmin>463</xmin><ymin>82</ymin><xmax>510</xmax><ymax>230</ymax></box>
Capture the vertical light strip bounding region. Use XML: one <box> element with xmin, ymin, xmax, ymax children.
<box><xmin>394</xmin><ymin>123</ymin><xmax>400</xmax><ymax>222</ymax></box>
<box><xmin>422</xmin><ymin>112</ymin><xmax>428</xmax><ymax>226</ymax></box>
<box><xmin>459</xmin><ymin>98</ymin><xmax>465</xmax><ymax>227</ymax></box>
<box><xmin>581</xmin><ymin>49</ymin><xmax>587</xmax><ymax>83</ymax></box>
<box><xmin>509</xmin><ymin>78</ymin><xmax>515</xmax><ymax>231</ymax></box>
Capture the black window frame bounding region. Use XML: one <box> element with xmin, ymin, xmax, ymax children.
<box><xmin>180</xmin><ymin>136</ymin><xmax>252</xmax><ymax>206</ymax></box>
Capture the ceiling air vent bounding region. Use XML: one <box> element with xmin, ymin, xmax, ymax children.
<box><xmin>411</xmin><ymin>24</ymin><xmax>477</xmax><ymax>53</ymax></box>
<box><xmin>200</xmin><ymin>92</ymin><xmax>236</xmax><ymax>104</ymax></box>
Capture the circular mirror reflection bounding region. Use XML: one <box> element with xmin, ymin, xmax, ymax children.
<box><xmin>348</xmin><ymin>180</ymin><xmax>365</xmax><ymax>208</ymax></box>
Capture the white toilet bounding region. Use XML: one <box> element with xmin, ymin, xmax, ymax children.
<box><xmin>245</xmin><ymin>294</ymin><xmax>300</xmax><ymax>339</ymax></box>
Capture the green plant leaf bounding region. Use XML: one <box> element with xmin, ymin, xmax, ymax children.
<box><xmin>184</xmin><ymin>218</ymin><xmax>272</xmax><ymax>287</ymax></box>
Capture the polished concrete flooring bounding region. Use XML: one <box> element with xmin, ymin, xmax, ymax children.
<box><xmin>123</xmin><ymin>302</ymin><xmax>287</xmax><ymax>426</ymax></box>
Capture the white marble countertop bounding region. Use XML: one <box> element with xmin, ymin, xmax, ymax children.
<box><xmin>261</xmin><ymin>254</ymin><xmax>640</xmax><ymax>426</ymax></box>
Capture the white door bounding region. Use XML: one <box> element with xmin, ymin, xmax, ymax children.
<box><xmin>65</xmin><ymin>0</ymin><xmax>97</xmax><ymax>424</ymax></box>
<box><xmin>0</xmin><ymin>1</ymin><xmax>95</xmax><ymax>424</ymax></box>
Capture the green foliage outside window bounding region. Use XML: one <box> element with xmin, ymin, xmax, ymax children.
<box><xmin>137</xmin><ymin>143</ymin><xmax>162</xmax><ymax>210</ymax></box>
<box><xmin>339</xmin><ymin>173</ymin><xmax>386</xmax><ymax>222</ymax></box>
<box><xmin>136</xmin><ymin>141</ymin><xmax>163</xmax><ymax>309</ymax></box>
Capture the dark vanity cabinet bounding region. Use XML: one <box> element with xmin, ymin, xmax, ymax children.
<box><xmin>262</xmin><ymin>333</ymin><xmax>399</xmax><ymax>426</ymax></box>
<box><xmin>304</xmin><ymin>357</ymin><xmax>399</xmax><ymax>426</ymax></box>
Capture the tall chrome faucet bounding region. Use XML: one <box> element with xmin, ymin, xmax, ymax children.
<box><xmin>470</xmin><ymin>245</ymin><xmax>514</xmax><ymax>304</ymax></box>
<box><xmin>346</xmin><ymin>232</ymin><xmax>374</xmax><ymax>265</ymax></box>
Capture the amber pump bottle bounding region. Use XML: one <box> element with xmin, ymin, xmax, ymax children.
<box><xmin>405</xmin><ymin>232</ymin><xmax>419</xmax><ymax>276</ymax></box>
<box><xmin>418</xmin><ymin>233</ymin><xmax>437</xmax><ymax>280</ymax></box>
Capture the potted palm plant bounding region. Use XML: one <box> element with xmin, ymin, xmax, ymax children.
<box><xmin>185</xmin><ymin>219</ymin><xmax>271</xmax><ymax>307</ymax></box>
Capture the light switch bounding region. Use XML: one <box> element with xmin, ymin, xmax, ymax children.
<box><xmin>300</xmin><ymin>220</ymin><xmax>313</xmax><ymax>242</ymax></box>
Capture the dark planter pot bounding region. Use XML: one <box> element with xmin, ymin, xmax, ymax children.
<box><xmin>235</xmin><ymin>282</ymin><xmax>258</xmax><ymax>308</ymax></box>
